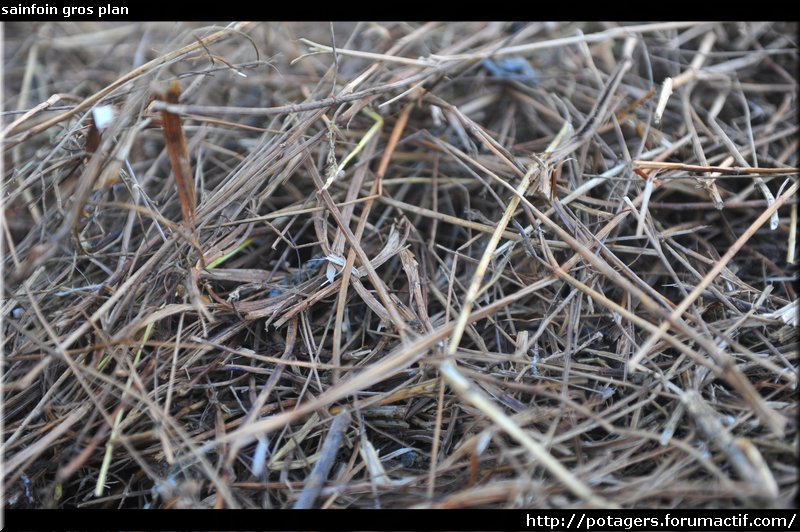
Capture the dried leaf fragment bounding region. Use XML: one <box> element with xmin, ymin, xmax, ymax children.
<box><xmin>159</xmin><ymin>80</ymin><xmax>196</xmax><ymax>231</ymax></box>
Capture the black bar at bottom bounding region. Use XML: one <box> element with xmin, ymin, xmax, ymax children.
<box><xmin>3</xmin><ymin>509</ymin><xmax>799</xmax><ymax>532</ymax></box>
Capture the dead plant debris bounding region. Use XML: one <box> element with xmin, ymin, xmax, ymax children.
<box><xmin>2</xmin><ymin>21</ymin><xmax>797</xmax><ymax>509</ymax></box>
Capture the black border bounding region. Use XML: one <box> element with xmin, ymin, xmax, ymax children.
<box><xmin>0</xmin><ymin>2</ymin><xmax>790</xmax><ymax>22</ymax></box>
<box><xmin>4</xmin><ymin>508</ymin><xmax>800</xmax><ymax>531</ymax></box>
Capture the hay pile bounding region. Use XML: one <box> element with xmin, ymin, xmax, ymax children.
<box><xmin>3</xmin><ymin>21</ymin><xmax>797</xmax><ymax>509</ymax></box>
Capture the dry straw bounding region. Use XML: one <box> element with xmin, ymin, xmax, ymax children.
<box><xmin>2</xmin><ymin>21</ymin><xmax>797</xmax><ymax>509</ymax></box>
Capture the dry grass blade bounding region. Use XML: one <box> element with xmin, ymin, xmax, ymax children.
<box><xmin>159</xmin><ymin>80</ymin><xmax>196</xmax><ymax>232</ymax></box>
<box><xmin>3</xmin><ymin>21</ymin><xmax>796</xmax><ymax>510</ymax></box>
<box><xmin>678</xmin><ymin>390</ymin><xmax>778</xmax><ymax>498</ymax></box>
<box><xmin>3</xmin><ymin>22</ymin><xmax>254</xmax><ymax>145</ymax></box>
<box><xmin>634</xmin><ymin>161</ymin><xmax>800</xmax><ymax>175</ymax></box>
<box><xmin>439</xmin><ymin>361</ymin><xmax>610</xmax><ymax>507</ymax></box>
<box><xmin>629</xmin><ymin>182</ymin><xmax>797</xmax><ymax>429</ymax></box>
<box><xmin>293</xmin><ymin>409</ymin><xmax>352</xmax><ymax>509</ymax></box>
